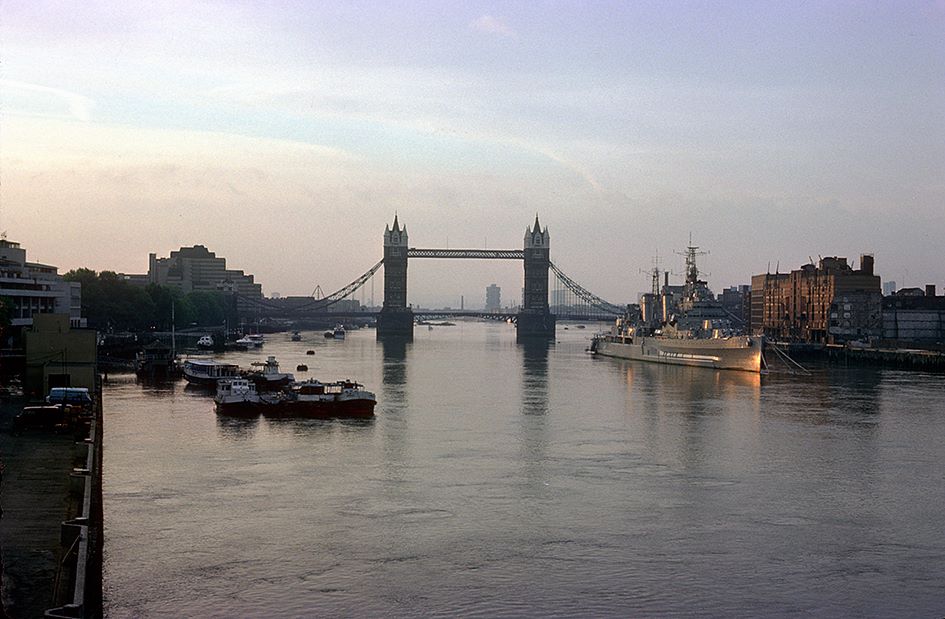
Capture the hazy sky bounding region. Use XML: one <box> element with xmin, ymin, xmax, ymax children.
<box><xmin>2</xmin><ymin>1</ymin><xmax>943</xmax><ymax>307</ymax></box>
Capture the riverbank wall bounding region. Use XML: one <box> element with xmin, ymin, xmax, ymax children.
<box><xmin>771</xmin><ymin>341</ymin><xmax>945</xmax><ymax>372</ymax></box>
<box><xmin>823</xmin><ymin>344</ymin><xmax>945</xmax><ymax>372</ymax></box>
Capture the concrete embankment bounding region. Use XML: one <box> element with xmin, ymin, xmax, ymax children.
<box><xmin>824</xmin><ymin>345</ymin><xmax>945</xmax><ymax>372</ymax></box>
<box><xmin>0</xmin><ymin>393</ymin><xmax>103</xmax><ymax>618</ymax></box>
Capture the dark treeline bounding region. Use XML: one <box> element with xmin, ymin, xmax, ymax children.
<box><xmin>64</xmin><ymin>269</ymin><xmax>237</xmax><ymax>332</ymax></box>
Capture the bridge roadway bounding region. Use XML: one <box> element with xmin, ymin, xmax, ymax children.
<box><xmin>278</xmin><ymin>309</ymin><xmax>613</xmax><ymax>322</ymax></box>
<box><xmin>406</xmin><ymin>248</ymin><xmax>525</xmax><ymax>260</ymax></box>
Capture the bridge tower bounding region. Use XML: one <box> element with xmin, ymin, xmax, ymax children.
<box><xmin>377</xmin><ymin>215</ymin><xmax>414</xmax><ymax>338</ymax></box>
<box><xmin>517</xmin><ymin>215</ymin><xmax>556</xmax><ymax>339</ymax></box>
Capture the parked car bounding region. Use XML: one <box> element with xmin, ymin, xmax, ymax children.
<box><xmin>46</xmin><ymin>387</ymin><xmax>93</xmax><ymax>407</ymax></box>
<box><xmin>11</xmin><ymin>406</ymin><xmax>74</xmax><ymax>434</ymax></box>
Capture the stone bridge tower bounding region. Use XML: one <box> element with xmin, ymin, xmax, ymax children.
<box><xmin>517</xmin><ymin>215</ymin><xmax>556</xmax><ymax>338</ymax></box>
<box><xmin>377</xmin><ymin>215</ymin><xmax>414</xmax><ymax>337</ymax></box>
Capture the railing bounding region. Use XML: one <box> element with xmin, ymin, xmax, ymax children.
<box><xmin>45</xmin><ymin>384</ymin><xmax>103</xmax><ymax>618</ymax></box>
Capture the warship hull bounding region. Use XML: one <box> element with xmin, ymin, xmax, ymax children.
<box><xmin>593</xmin><ymin>335</ymin><xmax>763</xmax><ymax>373</ymax></box>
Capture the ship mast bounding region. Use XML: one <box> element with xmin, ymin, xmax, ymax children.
<box><xmin>640</xmin><ymin>252</ymin><xmax>662</xmax><ymax>297</ymax></box>
<box><xmin>676</xmin><ymin>234</ymin><xmax>709</xmax><ymax>297</ymax></box>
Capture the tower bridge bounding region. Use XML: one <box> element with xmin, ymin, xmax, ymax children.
<box><xmin>234</xmin><ymin>215</ymin><xmax>625</xmax><ymax>338</ymax></box>
<box><xmin>377</xmin><ymin>214</ymin><xmax>613</xmax><ymax>339</ymax></box>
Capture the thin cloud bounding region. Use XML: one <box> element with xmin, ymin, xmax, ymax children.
<box><xmin>469</xmin><ymin>15</ymin><xmax>516</xmax><ymax>38</ymax></box>
<box><xmin>0</xmin><ymin>79</ymin><xmax>94</xmax><ymax>121</ymax></box>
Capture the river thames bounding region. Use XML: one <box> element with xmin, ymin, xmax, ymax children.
<box><xmin>101</xmin><ymin>322</ymin><xmax>945</xmax><ymax>617</ymax></box>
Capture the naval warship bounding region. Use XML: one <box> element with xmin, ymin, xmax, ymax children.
<box><xmin>591</xmin><ymin>243</ymin><xmax>763</xmax><ymax>373</ymax></box>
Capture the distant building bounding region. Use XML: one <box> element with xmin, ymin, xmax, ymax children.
<box><xmin>144</xmin><ymin>245</ymin><xmax>262</xmax><ymax>313</ymax></box>
<box><xmin>0</xmin><ymin>238</ymin><xmax>84</xmax><ymax>328</ymax></box>
<box><xmin>718</xmin><ymin>285</ymin><xmax>750</xmax><ymax>328</ymax></box>
<box><xmin>485</xmin><ymin>284</ymin><xmax>501</xmax><ymax>311</ymax></box>
<box><xmin>882</xmin><ymin>285</ymin><xmax>945</xmax><ymax>346</ymax></box>
<box><xmin>882</xmin><ymin>280</ymin><xmax>897</xmax><ymax>296</ymax></box>
<box><xmin>751</xmin><ymin>254</ymin><xmax>882</xmax><ymax>344</ymax></box>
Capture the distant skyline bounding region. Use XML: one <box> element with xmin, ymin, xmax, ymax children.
<box><xmin>2</xmin><ymin>1</ymin><xmax>943</xmax><ymax>307</ymax></box>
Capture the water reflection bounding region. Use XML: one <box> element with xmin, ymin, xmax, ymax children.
<box><xmin>215</xmin><ymin>414</ymin><xmax>259</xmax><ymax>440</ymax></box>
<box><xmin>622</xmin><ymin>362</ymin><xmax>762</xmax><ymax>415</ymax></box>
<box><xmin>518</xmin><ymin>340</ymin><xmax>551</xmax><ymax>495</ymax></box>
<box><xmin>263</xmin><ymin>416</ymin><xmax>375</xmax><ymax>438</ymax></box>
<box><xmin>615</xmin><ymin>361</ymin><xmax>763</xmax><ymax>470</ymax></box>
<box><xmin>520</xmin><ymin>340</ymin><xmax>550</xmax><ymax>416</ymax></box>
<box><xmin>762</xmin><ymin>367</ymin><xmax>882</xmax><ymax>428</ymax></box>
<box><xmin>134</xmin><ymin>375</ymin><xmax>178</xmax><ymax>396</ymax></box>
<box><xmin>378</xmin><ymin>336</ymin><xmax>411</xmax><ymax>484</ymax></box>
<box><xmin>379</xmin><ymin>337</ymin><xmax>409</xmax><ymax>400</ymax></box>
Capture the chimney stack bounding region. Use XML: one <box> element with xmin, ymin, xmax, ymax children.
<box><xmin>859</xmin><ymin>254</ymin><xmax>874</xmax><ymax>275</ymax></box>
<box><xmin>926</xmin><ymin>284</ymin><xmax>936</xmax><ymax>297</ymax></box>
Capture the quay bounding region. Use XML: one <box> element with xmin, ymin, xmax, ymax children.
<box><xmin>0</xmin><ymin>387</ymin><xmax>103</xmax><ymax>618</ymax></box>
<box><xmin>823</xmin><ymin>344</ymin><xmax>945</xmax><ymax>372</ymax></box>
<box><xmin>770</xmin><ymin>341</ymin><xmax>945</xmax><ymax>373</ymax></box>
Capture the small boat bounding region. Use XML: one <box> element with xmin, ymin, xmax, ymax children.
<box><xmin>323</xmin><ymin>330</ymin><xmax>334</xmax><ymax>338</ymax></box>
<box><xmin>182</xmin><ymin>359</ymin><xmax>241</xmax><ymax>386</ymax></box>
<box><xmin>333</xmin><ymin>325</ymin><xmax>346</xmax><ymax>339</ymax></box>
<box><xmin>296</xmin><ymin>364</ymin><xmax>308</xmax><ymax>372</ymax></box>
<box><xmin>135</xmin><ymin>340</ymin><xmax>180</xmax><ymax>379</ymax></box>
<box><xmin>196</xmin><ymin>335</ymin><xmax>214</xmax><ymax>349</ymax></box>
<box><xmin>234</xmin><ymin>336</ymin><xmax>253</xmax><ymax>349</ymax></box>
<box><xmin>290</xmin><ymin>331</ymin><xmax>302</xmax><ymax>341</ymax></box>
<box><xmin>214</xmin><ymin>378</ymin><xmax>261</xmax><ymax>417</ymax></box>
<box><xmin>247</xmin><ymin>334</ymin><xmax>265</xmax><ymax>347</ymax></box>
<box><xmin>246</xmin><ymin>355</ymin><xmax>294</xmax><ymax>391</ymax></box>
<box><xmin>306</xmin><ymin>350</ymin><xmax>315</xmax><ymax>355</ymax></box>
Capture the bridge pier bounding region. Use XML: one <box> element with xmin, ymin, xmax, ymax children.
<box><xmin>377</xmin><ymin>215</ymin><xmax>414</xmax><ymax>339</ymax></box>
<box><xmin>377</xmin><ymin>308</ymin><xmax>414</xmax><ymax>338</ymax></box>
<box><xmin>516</xmin><ymin>310</ymin><xmax>556</xmax><ymax>339</ymax></box>
<box><xmin>516</xmin><ymin>215</ymin><xmax>556</xmax><ymax>340</ymax></box>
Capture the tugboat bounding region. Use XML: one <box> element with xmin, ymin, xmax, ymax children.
<box><xmin>290</xmin><ymin>331</ymin><xmax>302</xmax><ymax>341</ymax></box>
<box><xmin>592</xmin><ymin>242</ymin><xmax>762</xmax><ymax>373</ymax></box>
<box><xmin>214</xmin><ymin>378</ymin><xmax>261</xmax><ymax>417</ymax></box>
<box><xmin>332</xmin><ymin>325</ymin><xmax>346</xmax><ymax>339</ymax></box>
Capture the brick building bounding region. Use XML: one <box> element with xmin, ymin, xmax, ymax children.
<box><xmin>751</xmin><ymin>255</ymin><xmax>881</xmax><ymax>344</ymax></box>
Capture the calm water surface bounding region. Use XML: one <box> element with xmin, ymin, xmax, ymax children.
<box><xmin>102</xmin><ymin>322</ymin><xmax>945</xmax><ymax>617</ymax></box>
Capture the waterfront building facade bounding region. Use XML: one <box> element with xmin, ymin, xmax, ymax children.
<box><xmin>146</xmin><ymin>245</ymin><xmax>262</xmax><ymax>313</ymax></box>
<box><xmin>751</xmin><ymin>255</ymin><xmax>882</xmax><ymax>344</ymax></box>
<box><xmin>882</xmin><ymin>285</ymin><xmax>945</xmax><ymax>346</ymax></box>
<box><xmin>0</xmin><ymin>238</ymin><xmax>84</xmax><ymax>328</ymax></box>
